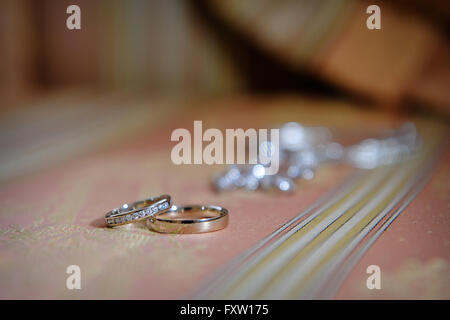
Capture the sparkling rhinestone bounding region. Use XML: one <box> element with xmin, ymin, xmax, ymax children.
<box><xmin>275</xmin><ymin>176</ymin><xmax>296</xmax><ymax>192</ymax></box>
<box><xmin>252</xmin><ymin>164</ymin><xmax>265</xmax><ymax>179</ymax></box>
<box><xmin>226</xmin><ymin>166</ymin><xmax>241</xmax><ymax>180</ymax></box>
<box><xmin>152</xmin><ymin>206</ymin><xmax>158</xmax><ymax>214</ymax></box>
<box><xmin>132</xmin><ymin>212</ymin><xmax>139</xmax><ymax>220</ymax></box>
<box><xmin>158</xmin><ymin>202</ymin><xmax>168</xmax><ymax>210</ymax></box>
<box><xmin>244</xmin><ymin>176</ymin><xmax>259</xmax><ymax>191</ymax></box>
<box><xmin>301</xmin><ymin>168</ymin><xmax>315</xmax><ymax>180</ymax></box>
<box><xmin>139</xmin><ymin>210</ymin><xmax>146</xmax><ymax>218</ymax></box>
<box><xmin>287</xmin><ymin>165</ymin><xmax>301</xmax><ymax>178</ymax></box>
<box><xmin>125</xmin><ymin>215</ymin><xmax>132</xmax><ymax>222</ymax></box>
<box><xmin>280</xmin><ymin>122</ymin><xmax>307</xmax><ymax>151</ymax></box>
<box><xmin>214</xmin><ymin>176</ymin><xmax>233</xmax><ymax>191</ymax></box>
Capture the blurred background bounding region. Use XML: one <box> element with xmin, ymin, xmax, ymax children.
<box><xmin>0</xmin><ymin>1</ymin><xmax>449</xmax><ymax>300</ymax></box>
<box><xmin>0</xmin><ymin>0</ymin><xmax>449</xmax><ymax>183</ymax></box>
<box><xmin>1</xmin><ymin>0</ymin><xmax>449</xmax><ymax>114</ymax></box>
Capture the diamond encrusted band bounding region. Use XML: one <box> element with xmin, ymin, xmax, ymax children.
<box><xmin>105</xmin><ymin>195</ymin><xmax>171</xmax><ymax>227</ymax></box>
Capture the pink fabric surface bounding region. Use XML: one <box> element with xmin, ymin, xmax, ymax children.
<box><xmin>0</xmin><ymin>95</ymin><xmax>447</xmax><ymax>299</ymax></box>
<box><xmin>0</xmin><ymin>96</ymin><xmax>353</xmax><ymax>299</ymax></box>
<box><xmin>336</xmin><ymin>144</ymin><xmax>450</xmax><ymax>299</ymax></box>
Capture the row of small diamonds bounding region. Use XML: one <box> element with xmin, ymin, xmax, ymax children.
<box><xmin>107</xmin><ymin>201</ymin><xmax>170</xmax><ymax>225</ymax></box>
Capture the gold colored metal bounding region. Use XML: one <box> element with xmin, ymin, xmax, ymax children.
<box><xmin>147</xmin><ymin>205</ymin><xmax>229</xmax><ymax>234</ymax></box>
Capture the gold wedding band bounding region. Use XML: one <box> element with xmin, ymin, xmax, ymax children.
<box><xmin>146</xmin><ymin>205</ymin><xmax>229</xmax><ymax>234</ymax></box>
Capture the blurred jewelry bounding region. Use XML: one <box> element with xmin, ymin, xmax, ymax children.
<box><xmin>147</xmin><ymin>205</ymin><xmax>229</xmax><ymax>234</ymax></box>
<box><xmin>105</xmin><ymin>195</ymin><xmax>171</xmax><ymax>227</ymax></box>
<box><xmin>213</xmin><ymin>122</ymin><xmax>421</xmax><ymax>193</ymax></box>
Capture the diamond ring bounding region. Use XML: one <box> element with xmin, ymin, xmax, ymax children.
<box><xmin>105</xmin><ymin>195</ymin><xmax>171</xmax><ymax>227</ymax></box>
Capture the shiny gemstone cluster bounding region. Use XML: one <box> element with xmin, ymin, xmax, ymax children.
<box><xmin>213</xmin><ymin>122</ymin><xmax>420</xmax><ymax>193</ymax></box>
<box><xmin>106</xmin><ymin>201</ymin><xmax>170</xmax><ymax>225</ymax></box>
